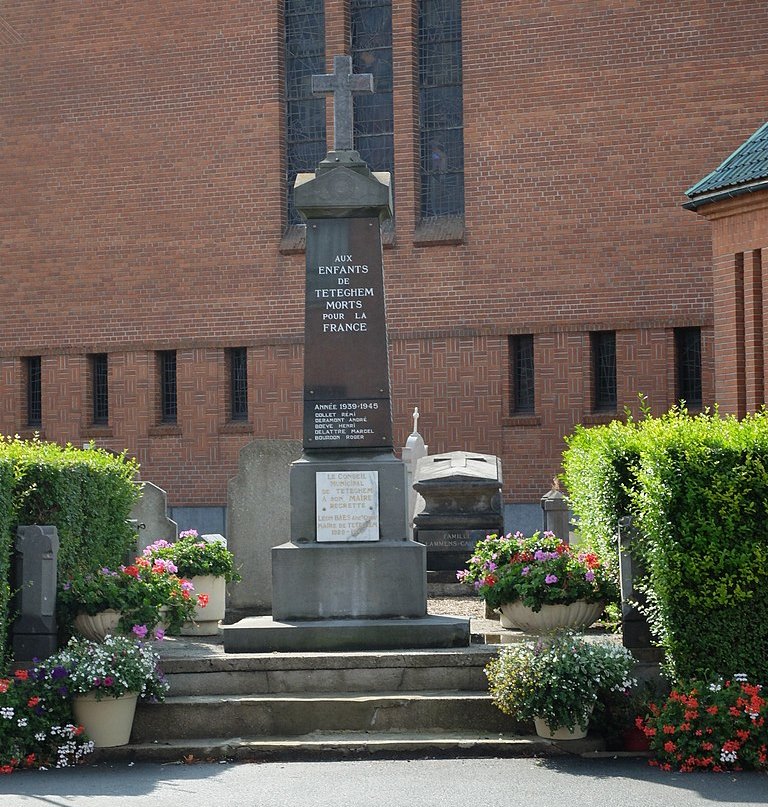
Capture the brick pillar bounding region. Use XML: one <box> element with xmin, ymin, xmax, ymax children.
<box><xmin>713</xmin><ymin>251</ymin><xmax>746</xmax><ymax>416</ymax></box>
<box><xmin>743</xmin><ymin>248</ymin><xmax>764</xmax><ymax>412</ymax></box>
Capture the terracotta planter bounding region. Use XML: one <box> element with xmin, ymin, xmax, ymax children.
<box><xmin>622</xmin><ymin>725</ymin><xmax>651</xmax><ymax>751</ymax></box>
<box><xmin>74</xmin><ymin>610</ymin><xmax>122</xmax><ymax>642</ymax></box>
<box><xmin>533</xmin><ymin>714</ymin><xmax>590</xmax><ymax>741</ymax></box>
<box><xmin>180</xmin><ymin>575</ymin><xmax>226</xmax><ymax>636</ymax></box>
<box><xmin>72</xmin><ymin>692</ymin><xmax>138</xmax><ymax>747</ymax></box>
<box><xmin>498</xmin><ymin>600</ymin><xmax>604</xmax><ymax>633</ymax></box>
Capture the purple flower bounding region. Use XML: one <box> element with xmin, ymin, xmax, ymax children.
<box><xmin>456</xmin><ymin>570</ymin><xmax>469</xmax><ymax>582</ymax></box>
<box><xmin>484</xmin><ymin>561</ymin><xmax>497</xmax><ymax>572</ymax></box>
<box><xmin>62</xmin><ymin>582</ymin><xmax>71</xmax><ymax>590</ymax></box>
<box><xmin>473</xmin><ymin>580</ymin><xmax>481</xmax><ymax>591</ymax></box>
<box><xmin>154</xmin><ymin>628</ymin><xmax>166</xmax><ymax>641</ymax></box>
<box><xmin>132</xmin><ymin>624</ymin><xmax>148</xmax><ymax>639</ymax></box>
<box><xmin>585</xmin><ymin>570</ymin><xmax>595</xmax><ymax>583</ymax></box>
<box><xmin>57</xmin><ymin>686</ymin><xmax>68</xmax><ymax>697</ymax></box>
<box><xmin>51</xmin><ymin>666</ymin><xmax>68</xmax><ymax>680</ymax></box>
<box><xmin>93</xmin><ymin>677</ymin><xmax>101</xmax><ymax>687</ymax></box>
<box><xmin>545</xmin><ymin>574</ymin><xmax>559</xmax><ymax>585</ymax></box>
<box><xmin>521</xmin><ymin>566</ymin><xmax>530</xmax><ymax>576</ymax></box>
<box><xmin>103</xmin><ymin>676</ymin><xmax>114</xmax><ymax>687</ymax></box>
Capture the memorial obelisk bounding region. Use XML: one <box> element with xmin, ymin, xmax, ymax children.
<box><xmin>223</xmin><ymin>56</ymin><xmax>469</xmax><ymax>652</ymax></box>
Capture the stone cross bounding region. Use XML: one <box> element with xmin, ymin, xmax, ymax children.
<box><xmin>312</xmin><ymin>54</ymin><xmax>374</xmax><ymax>152</ymax></box>
<box><xmin>412</xmin><ymin>407</ymin><xmax>420</xmax><ymax>435</ymax></box>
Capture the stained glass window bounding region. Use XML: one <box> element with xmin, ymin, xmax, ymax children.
<box><xmin>351</xmin><ymin>0</ymin><xmax>393</xmax><ymax>174</ymax></box>
<box><xmin>229</xmin><ymin>347</ymin><xmax>248</xmax><ymax>421</ymax></box>
<box><xmin>285</xmin><ymin>0</ymin><xmax>326</xmax><ymax>224</ymax></box>
<box><xmin>675</xmin><ymin>327</ymin><xmax>702</xmax><ymax>407</ymax></box>
<box><xmin>418</xmin><ymin>0</ymin><xmax>464</xmax><ymax>218</ymax></box>
<box><xmin>591</xmin><ymin>332</ymin><xmax>617</xmax><ymax>412</ymax></box>
<box><xmin>159</xmin><ymin>351</ymin><xmax>177</xmax><ymax>424</ymax></box>
<box><xmin>91</xmin><ymin>353</ymin><xmax>109</xmax><ymax>425</ymax></box>
<box><xmin>510</xmin><ymin>335</ymin><xmax>535</xmax><ymax>414</ymax></box>
<box><xmin>25</xmin><ymin>355</ymin><xmax>42</xmax><ymax>428</ymax></box>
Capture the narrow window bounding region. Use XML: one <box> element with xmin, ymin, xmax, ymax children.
<box><xmin>675</xmin><ymin>327</ymin><xmax>702</xmax><ymax>407</ymax></box>
<box><xmin>285</xmin><ymin>0</ymin><xmax>326</xmax><ymax>224</ymax></box>
<box><xmin>159</xmin><ymin>351</ymin><xmax>177</xmax><ymax>424</ymax></box>
<box><xmin>351</xmin><ymin>0</ymin><xmax>393</xmax><ymax>174</ymax></box>
<box><xmin>418</xmin><ymin>0</ymin><xmax>464</xmax><ymax>218</ymax></box>
<box><xmin>510</xmin><ymin>335</ymin><xmax>535</xmax><ymax>414</ymax></box>
<box><xmin>90</xmin><ymin>353</ymin><xmax>109</xmax><ymax>425</ymax></box>
<box><xmin>25</xmin><ymin>356</ymin><xmax>42</xmax><ymax>428</ymax></box>
<box><xmin>229</xmin><ymin>347</ymin><xmax>248</xmax><ymax>421</ymax></box>
<box><xmin>591</xmin><ymin>331</ymin><xmax>616</xmax><ymax>412</ymax></box>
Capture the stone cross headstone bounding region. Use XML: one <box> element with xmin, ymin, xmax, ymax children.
<box><xmin>12</xmin><ymin>525</ymin><xmax>59</xmax><ymax>661</ymax></box>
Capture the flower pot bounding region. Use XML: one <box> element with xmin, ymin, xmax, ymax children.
<box><xmin>498</xmin><ymin>600</ymin><xmax>604</xmax><ymax>633</ymax></box>
<box><xmin>74</xmin><ymin>609</ymin><xmax>123</xmax><ymax>642</ymax></box>
<box><xmin>622</xmin><ymin>725</ymin><xmax>651</xmax><ymax>752</ymax></box>
<box><xmin>533</xmin><ymin>715</ymin><xmax>590</xmax><ymax>741</ymax></box>
<box><xmin>72</xmin><ymin>692</ymin><xmax>138</xmax><ymax>747</ymax></box>
<box><xmin>180</xmin><ymin>575</ymin><xmax>226</xmax><ymax>636</ymax></box>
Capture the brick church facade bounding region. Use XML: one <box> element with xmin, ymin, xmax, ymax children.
<box><xmin>2</xmin><ymin>2</ymin><xmax>767</xmax><ymax>531</ymax></box>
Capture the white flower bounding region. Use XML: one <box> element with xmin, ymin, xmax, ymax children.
<box><xmin>734</xmin><ymin>673</ymin><xmax>749</xmax><ymax>682</ymax></box>
<box><xmin>0</xmin><ymin>707</ymin><xmax>14</xmax><ymax>719</ymax></box>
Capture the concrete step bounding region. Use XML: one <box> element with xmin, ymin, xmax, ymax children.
<box><xmin>97</xmin><ymin>730</ymin><xmax>608</xmax><ymax>764</ymax></box>
<box><xmin>131</xmin><ymin>691</ymin><xmax>523</xmax><ymax>743</ymax></box>
<box><xmin>162</xmin><ymin>647</ymin><xmax>498</xmax><ymax>696</ymax></box>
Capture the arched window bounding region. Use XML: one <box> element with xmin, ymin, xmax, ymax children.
<box><xmin>285</xmin><ymin>0</ymin><xmax>326</xmax><ymax>225</ymax></box>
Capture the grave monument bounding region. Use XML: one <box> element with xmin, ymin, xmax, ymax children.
<box><xmin>223</xmin><ymin>56</ymin><xmax>469</xmax><ymax>652</ymax></box>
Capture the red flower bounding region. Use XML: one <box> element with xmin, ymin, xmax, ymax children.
<box><xmin>14</xmin><ymin>670</ymin><xmax>28</xmax><ymax>681</ymax></box>
<box><xmin>483</xmin><ymin>574</ymin><xmax>497</xmax><ymax>587</ymax></box>
<box><xmin>701</xmin><ymin>742</ymin><xmax>713</xmax><ymax>751</ymax></box>
<box><xmin>25</xmin><ymin>754</ymin><xmax>35</xmax><ymax>767</ymax></box>
<box><xmin>0</xmin><ymin>679</ymin><xmax>10</xmax><ymax>693</ymax></box>
<box><xmin>197</xmin><ymin>593</ymin><xmax>209</xmax><ymax>608</ymax></box>
<box><xmin>736</xmin><ymin>729</ymin><xmax>750</xmax><ymax>742</ymax></box>
<box><xmin>664</xmin><ymin>741</ymin><xmax>676</xmax><ymax>753</ymax></box>
<box><xmin>662</xmin><ymin>724</ymin><xmax>676</xmax><ymax>734</ymax></box>
<box><xmin>27</xmin><ymin>696</ymin><xmax>40</xmax><ymax>708</ymax></box>
<box><xmin>0</xmin><ymin>765</ymin><xmax>13</xmax><ymax>775</ymax></box>
<box><xmin>122</xmin><ymin>565</ymin><xmax>140</xmax><ymax>578</ymax></box>
<box><xmin>706</xmin><ymin>705</ymin><xmax>718</xmax><ymax>715</ymax></box>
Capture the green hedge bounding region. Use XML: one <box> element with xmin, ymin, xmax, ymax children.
<box><xmin>0</xmin><ymin>459</ymin><xmax>14</xmax><ymax>666</ymax></box>
<box><xmin>562</xmin><ymin>408</ymin><xmax>768</xmax><ymax>681</ymax></box>
<box><xmin>0</xmin><ymin>437</ymin><xmax>141</xmax><ymax>661</ymax></box>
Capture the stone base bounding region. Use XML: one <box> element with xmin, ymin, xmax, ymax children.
<box><xmin>221</xmin><ymin>614</ymin><xmax>470</xmax><ymax>653</ymax></box>
<box><xmin>272</xmin><ymin>540</ymin><xmax>427</xmax><ymax>620</ymax></box>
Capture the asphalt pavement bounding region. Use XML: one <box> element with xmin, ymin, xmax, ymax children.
<box><xmin>1</xmin><ymin>757</ymin><xmax>766</xmax><ymax>807</ymax></box>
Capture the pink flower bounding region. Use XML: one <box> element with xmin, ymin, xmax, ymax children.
<box><xmin>132</xmin><ymin>624</ymin><xmax>148</xmax><ymax>638</ymax></box>
<box><xmin>585</xmin><ymin>570</ymin><xmax>595</xmax><ymax>582</ymax></box>
<box><xmin>154</xmin><ymin>628</ymin><xmax>165</xmax><ymax>641</ymax></box>
<box><xmin>544</xmin><ymin>574</ymin><xmax>559</xmax><ymax>585</ymax></box>
<box><xmin>103</xmin><ymin>676</ymin><xmax>114</xmax><ymax>687</ymax></box>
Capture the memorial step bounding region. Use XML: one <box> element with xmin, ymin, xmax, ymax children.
<box><xmin>130</xmin><ymin>691</ymin><xmax>523</xmax><ymax>743</ymax></box>
<box><xmin>94</xmin><ymin>730</ymin><xmax>606</xmax><ymax>764</ymax></box>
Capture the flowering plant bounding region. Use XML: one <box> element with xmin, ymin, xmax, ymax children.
<box><xmin>637</xmin><ymin>675</ymin><xmax>768</xmax><ymax>772</ymax></box>
<box><xmin>485</xmin><ymin>630</ymin><xmax>636</xmax><ymax>732</ymax></box>
<box><xmin>58</xmin><ymin>554</ymin><xmax>200</xmax><ymax>636</ymax></box>
<box><xmin>46</xmin><ymin>634</ymin><xmax>169</xmax><ymax>703</ymax></box>
<box><xmin>143</xmin><ymin>530</ymin><xmax>241</xmax><ymax>583</ymax></box>
<box><xmin>0</xmin><ymin>663</ymin><xmax>93</xmax><ymax>773</ymax></box>
<box><xmin>457</xmin><ymin>531</ymin><xmax>618</xmax><ymax>611</ymax></box>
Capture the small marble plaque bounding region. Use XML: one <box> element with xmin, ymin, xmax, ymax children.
<box><xmin>316</xmin><ymin>471</ymin><xmax>379</xmax><ymax>542</ymax></box>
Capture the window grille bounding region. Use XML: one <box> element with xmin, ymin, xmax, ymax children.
<box><xmin>91</xmin><ymin>353</ymin><xmax>109</xmax><ymax>425</ymax></box>
<box><xmin>418</xmin><ymin>0</ymin><xmax>464</xmax><ymax>218</ymax></box>
<box><xmin>229</xmin><ymin>347</ymin><xmax>248</xmax><ymax>421</ymax></box>
<box><xmin>25</xmin><ymin>356</ymin><xmax>42</xmax><ymax>428</ymax></box>
<box><xmin>159</xmin><ymin>351</ymin><xmax>177</xmax><ymax>424</ymax></box>
<box><xmin>675</xmin><ymin>327</ymin><xmax>702</xmax><ymax>407</ymax></box>
<box><xmin>510</xmin><ymin>335</ymin><xmax>535</xmax><ymax>414</ymax></box>
<box><xmin>591</xmin><ymin>331</ymin><xmax>616</xmax><ymax>411</ymax></box>
<box><xmin>285</xmin><ymin>0</ymin><xmax>326</xmax><ymax>224</ymax></box>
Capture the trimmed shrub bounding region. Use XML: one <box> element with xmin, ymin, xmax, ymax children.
<box><xmin>563</xmin><ymin>407</ymin><xmax>768</xmax><ymax>682</ymax></box>
<box><xmin>0</xmin><ymin>437</ymin><xmax>141</xmax><ymax>655</ymax></box>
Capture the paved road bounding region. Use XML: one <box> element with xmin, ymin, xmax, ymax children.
<box><xmin>0</xmin><ymin>757</ymin><xmax>765</xmax><ymax>807</ymax></box>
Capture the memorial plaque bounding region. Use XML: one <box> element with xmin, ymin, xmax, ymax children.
<box><xmin>316</xmin><ymin>471</ymin><xmax>379</xmax><ymax>542</ymax></box>
<box><xmin>303</xmin><ymin>216</ymin><xmax>393</xmax><ymax>451</ymax></box>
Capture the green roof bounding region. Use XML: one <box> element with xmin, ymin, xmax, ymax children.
<box><xmin>686</xmin><ymin>120</ymin><xmax>768</xmax><ymax>202</ymax></box>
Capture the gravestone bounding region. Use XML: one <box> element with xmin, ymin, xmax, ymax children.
<box><xmin>413</xmin><ymin>451</ymin><xmax>504</xmax><ymax>572</ymax></box>
<box><xmin>541</xmin><ymin>481</ymin><xmax>570</xmax><ymax>543</ymax></box>
<box><xmin>130</xmin><ymin>481</ymin><xmax>178</xmax><ymax>553</ymax></box>
<box><xmin>223</xmin><ymin>56</ymin><xmax>468</xmax><ymax>652</ymax></box>
<box><xmin>12</xmin><ymin>525</ymin><xmax>59</xmax><ymax>661</ymax></box>
<box><xmin>226</xmin><ymin>439</ymin><xmax>303</xmax><ymax>620</ymax></box>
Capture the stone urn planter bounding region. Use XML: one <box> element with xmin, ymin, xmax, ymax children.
<box><xmin>72</xmin><ymin>692</ymin><xmax>138</xmax><ymax>747</ymax></box>
<box><xmin>533</xmin><ymin>709</ymin><xmax>592</xmax><ymax>741</ymax></box>
<box><xmin>74</xmin><ymin>610</ymin><xmax>122</xmax><ymax>642</ymax></box>
<box><xmin>498</xmin><ymin>600</ymin><xmax>604</xmax><ymax>633</ymax></box>
<box><xmin>180</xmin><ymin>575</ymin><xmax>226</xmax><ymax>636</ymax></box>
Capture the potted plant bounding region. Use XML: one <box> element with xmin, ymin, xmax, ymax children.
<box><xmin>485</xmin><ymin>630</ymin><xmax>636</xmax><ymax>739</ymax></box>
<box><xmin>45</xmin><ymin>634</ymin><xmax>169</xmax><ymax>747</ymax></box>
<box><xmin>58</xmin><ymin>556</ymin><xmax>200</xmax><ymax>640</ymax></box>
<box><xmin>637</xmin><ymin>675</ymin><xmax>768</xmax><ymax>772</ymax></box>
<box><xmin>0</xmin><ymin>663</ymin><xmax>94</xmax><ymax>773</ymax></box>
<box><xmin>143</xmin><ymin>530</ymin><xmax>240</xmax><ymax>635</ymax></box>
<box><xmin>457</xmin><ymin>531</ymin><xmax>618</xmax><ymax>632</ymax></box>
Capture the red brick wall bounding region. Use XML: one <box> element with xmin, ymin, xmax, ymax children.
<box><xmin>2</xmin><ymin>1</ymin><xmax>765</xmax><ymax>507</ymax></box>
